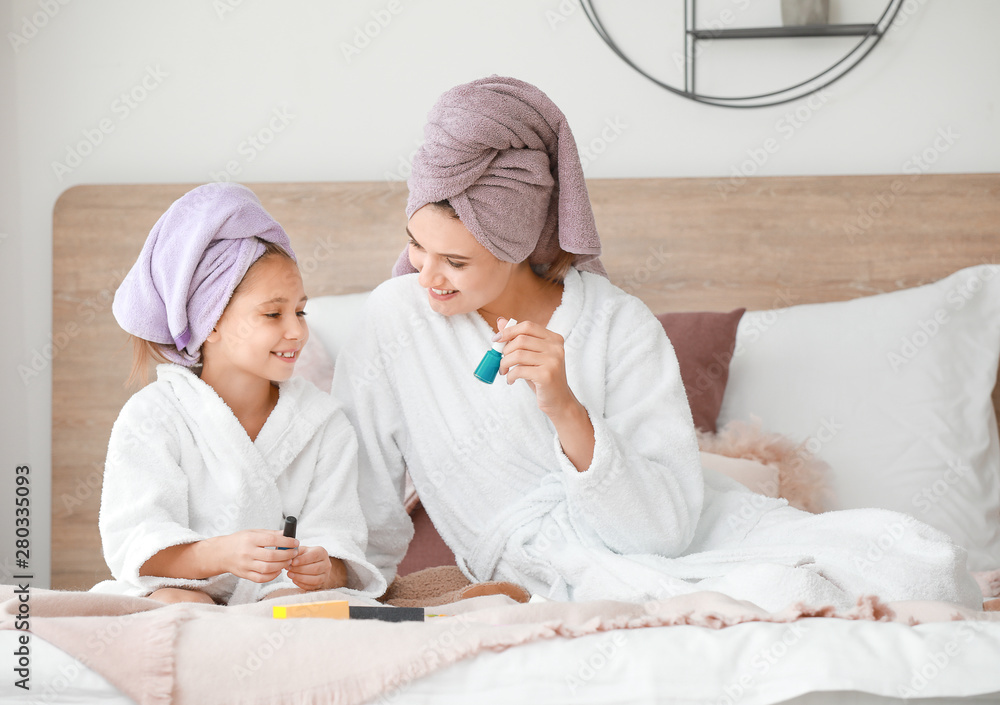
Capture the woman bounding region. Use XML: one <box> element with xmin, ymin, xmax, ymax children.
<box><xmin>332</xmin><ymin>76</ymin><xmax>982</xmax><ymax>612</ymax></box>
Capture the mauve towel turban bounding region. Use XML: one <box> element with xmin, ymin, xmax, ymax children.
<box><xmin>392</xmin><ymin>76</ymin><xmax>607</xmax><ymax>278</ymax></box>
<box><xmin>112</xmin><ymin>182</ymin><xmax>295</xmax><ymax>366</ymax></box>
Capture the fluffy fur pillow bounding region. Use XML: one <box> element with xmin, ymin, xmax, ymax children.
<box><xmin>698</xmin><ymin>419</ymin><xmax>831</xmax><ymax>513</ymax></box>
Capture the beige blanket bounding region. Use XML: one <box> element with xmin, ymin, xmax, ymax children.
<box><xmin>2</xmin><ymin>585</ymin><xmax>998</xmax><ymax>705</ymax></box>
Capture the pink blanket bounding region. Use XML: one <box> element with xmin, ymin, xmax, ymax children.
<box><xmin>3</xmin><ymin>586</ymin><xmax>998</xmax><ymax>705</ymax></box>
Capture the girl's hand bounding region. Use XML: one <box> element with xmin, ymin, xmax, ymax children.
<box><xmin>286</xmin><ymin>546</ymin><xmax>348</xmax><ymax>591</ymax></box>
<box><xmin>210</xmin><ymin>529</ymin><xmax>299</xmax><ymax>584</ymax></box>
<box><xmin>140</xmin><ymin>529</ymin><xmax>298</xmax><ymax>583</ymax></box>
<box><xmin>496</xmin><ymin>317</ymin><xmax>579</xmax><ymax>418</ymax></box>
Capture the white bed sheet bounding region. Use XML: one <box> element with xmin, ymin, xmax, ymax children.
<box><xmin>0</xmin><ymin>631</ymin><xmax>134</xmax><ymax>704</ymax></box>
<box><xmin>383</xmin><ymin>618</ymin><xmax>1000</xmax><ymax>704</ymax></box>
<box><xmin>3</xmin><ymin>618</ymin><xmax>1000</xmax><ymax>705</ymax></box>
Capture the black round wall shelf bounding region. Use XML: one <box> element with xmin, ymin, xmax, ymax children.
<box><xmin>580</xmin><ymin>0</ymin><xmax>904</xmax><ymax>108</ymax></box>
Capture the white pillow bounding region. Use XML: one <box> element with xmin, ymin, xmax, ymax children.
<box><xmin>304</xmin><ymin>291</ymin><xmax>371</xmax><ymax>360</ymax></box>
<box><xmin>700</xmin><ymin>452</ymin><xmax>780</xmax><ymax>498</ymax></box>
<box><xmin>293</xmin><ymin>292</ymin><xmax>371</xmax><ymax>392</ymax></box>
<box><xmin>718</xmin><ymin>265</ymin><xmax>1000</xmax><ymax>570</ymax></box>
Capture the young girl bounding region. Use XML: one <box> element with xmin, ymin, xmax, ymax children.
<box><xmin>94</xmin><ymin>182</ymin><xmax>385</xmax><ymax>605</ymax></box>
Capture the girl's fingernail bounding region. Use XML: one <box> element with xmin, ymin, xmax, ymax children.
<box><xmin>491</xmin><ymin>331</ymin><xmax>502</xmax><ymax>342</ymax></box>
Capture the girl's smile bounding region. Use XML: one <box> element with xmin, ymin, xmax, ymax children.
<box><xmin>201</xmin><ymin>253</ymin><xmax>309</xmax><ymax>387</ymax></box>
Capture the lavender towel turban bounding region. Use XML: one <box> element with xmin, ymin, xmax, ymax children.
<box><xmin>112</xmin><ymin>182</ymin><xmax>295</xmax><ymax>366</ymax></box>
<box><xmin>393</xmin><ymin>76</ymin><xmax>607</xmax><ymax>278</ymax></box>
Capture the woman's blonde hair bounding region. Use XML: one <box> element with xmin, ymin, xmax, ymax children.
<box><xmin>125</xmin><ymin>240</ymin><xmax>295</xmax><ymax>388</ymax></box>
<box><xmin>430</xmin><ymin>200</ymin><xmax>575</xmax><ymax>284</ymax></box>
<box><xmin>541</xmin><ymin>249</ymin><xmax>576</xmax><ymax>284</ymax></box>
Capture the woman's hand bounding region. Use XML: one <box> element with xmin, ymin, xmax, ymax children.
<box><xmin>496</xmin><ymin>317</ymin><xmax>595</xmax><ymax>471</ymax></box>
<box><xmin>286</xmin><ymin>547</ymin><xmax>348</xmax><ymax>591</ymax></box>
<box><xmin>496</xmin><ymin>318</ymin><xmax>577</xmax><ymax>416</ymax></box>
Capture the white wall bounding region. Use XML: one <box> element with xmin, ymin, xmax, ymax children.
<box><xmin>2</xmin><ymin>0</ymin><xmax>998</xmax><ymax>588</ymax></box>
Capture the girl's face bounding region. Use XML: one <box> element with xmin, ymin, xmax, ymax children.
<box><xmin>202</xmin><ymin>254</ymin><xmax>309</xmax><ymax>384</ymax></box>
<box><xmin>406</xmin><ymin>205</ymin><xmax>515</xmax><ymax>317</ymax></box>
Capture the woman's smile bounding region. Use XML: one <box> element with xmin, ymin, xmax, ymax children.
<box><xmin>430</xmin><ymin>287</ymin><xmax>459</xmax><ymax>300</ymax></box>
<box><xmin>407</xmin><ymin>204</ymin><xmax>515</xmax><ymax>316</ymax></box>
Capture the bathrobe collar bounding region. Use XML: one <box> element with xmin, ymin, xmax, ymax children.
<box><xmin>545</xmin><ymin>267</ymin><xmax>585</xmax><ymax>340</ymax></box>
<box><xmin>154</xmin><ymin>363</ymin><xmax>332</xmax><ymax>482</ymax></box>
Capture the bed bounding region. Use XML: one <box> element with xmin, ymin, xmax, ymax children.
<box><xmin>4</xmin><ymin>173</ymin><xmax>1000</xmax><ymax>704</ymax></box>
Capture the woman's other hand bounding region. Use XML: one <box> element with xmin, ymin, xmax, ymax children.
<box><xmin>495</xmin><ymin>317</ymin><xmax>595</xmax><ymax>471</ymax></box>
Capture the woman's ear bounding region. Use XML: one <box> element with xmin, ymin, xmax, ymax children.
<box><xmin>205</xmin><ymin>327</ymin><xmax>220</xmax><ymax>344</ymax></box>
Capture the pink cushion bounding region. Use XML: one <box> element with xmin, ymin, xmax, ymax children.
<box><xmin>397</xmin><ymin>502</ymin><xmax>457</xmax><ymax>576</ymax></box>
<box><xmin>656</xmin><ymin>309</ymin><xmax>745</xmax><ymax>433</ymax></box>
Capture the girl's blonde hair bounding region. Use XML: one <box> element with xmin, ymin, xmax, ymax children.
<box><xmin>126</xmin><ymin>337</ymin><xmax>174</xmax><ymax>389</ymax></box>
<box><xmin>125</xmin><ymin>240</ymin><xmax>295</xmax><ymax>388</ymax></box>
<box><xmin>430</xmin><ymin>200</ymin><xmax>575</xmax><ymax>284</ymax></box>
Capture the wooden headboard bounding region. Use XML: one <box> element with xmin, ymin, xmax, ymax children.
<box><xmin>52</xmin><ymin>174</ymin><xmax>1000</xmax><ymax>590</ymax></box>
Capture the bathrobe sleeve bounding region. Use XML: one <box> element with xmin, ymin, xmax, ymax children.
<box><xmin>331</xmin><ymin>301</ymin><xmax>415</xmax><ymax>586</ymax></box>
<box><xmin>556</xmin><ymin>294</ymin><xmax>705</xmax><ymax>558</ymax></box>
<box><xmin>99</xmin><ymin>391</ymin><xmax>221</xmax><ymax>595</ymax></box>
<box><xmin>293</xmin><ymin>405</ymin><xmax>388</xmax><ymax>596</ymax></box>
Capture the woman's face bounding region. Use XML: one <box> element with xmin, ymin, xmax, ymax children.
<box><xmin>406</xmin><ymin>205</ymin><xmax>515</xmax><ymax>316</ymax></box>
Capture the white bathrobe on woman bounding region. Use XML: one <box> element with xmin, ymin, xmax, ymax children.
<box><xmin>334</xmin><ymin>270</ymin><xmax>982</xmax><ymax>612</ymax></box>
<box><xmin>95</xmin><ymin>364</ymin><xmax>385</xmax><ymax>604</ymax></box>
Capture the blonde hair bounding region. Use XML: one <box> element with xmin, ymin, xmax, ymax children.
<box><xmin>126</xmin><ymin>337</ymin><xmax>174</xmax><ymax>389</ymax></box>
<box><xmin>540</xmin><ymin>248</ymin><xmax>575</xmax><ymax>284</ymax></box>
<box><xmin>124</xmin><ymin>239</ymin><xmax>295</xmax><ymax>388</ymax></box>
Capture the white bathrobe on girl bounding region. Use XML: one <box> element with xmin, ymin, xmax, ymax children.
<box><xmin>334</xmin><ymin>269</ymin><xmax>982</xmax><ymax>612</ymax></box>
<box><xmin>95</xmin><ymin>364</ymin><xmax>385</xmax><ymax>604</ymax></box>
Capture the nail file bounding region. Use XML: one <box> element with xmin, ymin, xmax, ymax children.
<box><xmin>272</xmin><ymin>599</ymin><xmax>349</xmax><ymax>619</ymax></box>
<box><xmin>271</xmin><ymin>600</ymin><xmax>426</xmax><ymax>622</ymax></box>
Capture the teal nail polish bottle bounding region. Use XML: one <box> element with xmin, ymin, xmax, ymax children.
<box><xmin>474</xmin><ymin>318</ymin><xmax>517</xmax><ymax>384</ymax></box>
<box><xmin>474</xmin><ymin>348</ymin><xmax>503</xmax><ymax>383</ymax></box>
